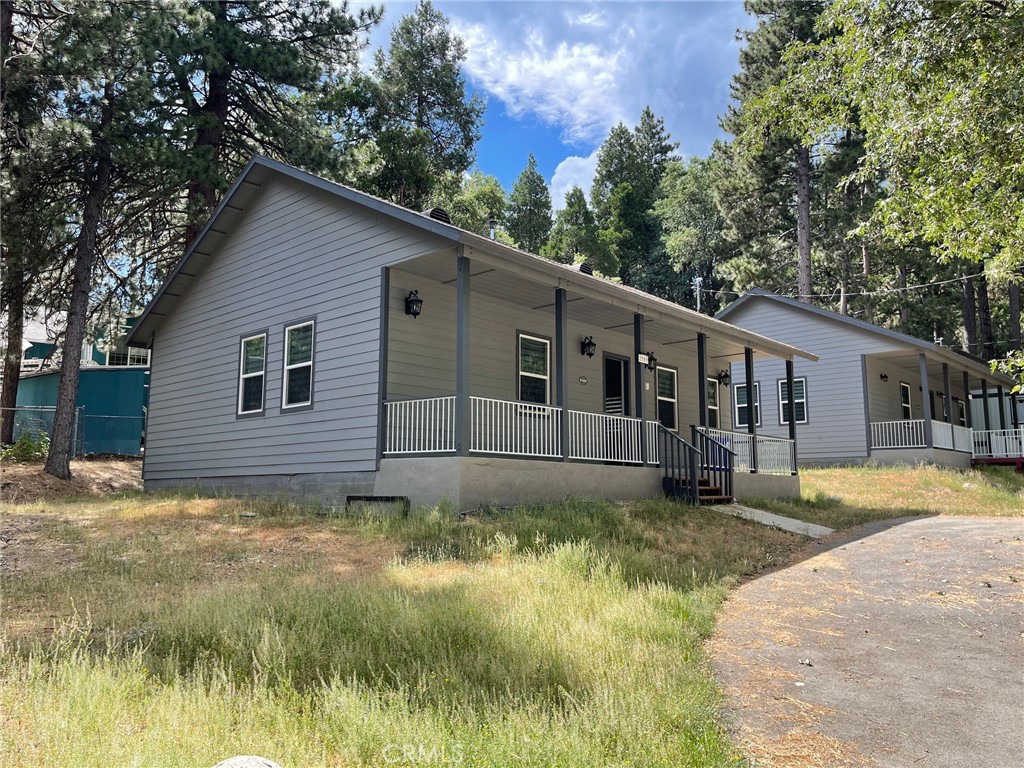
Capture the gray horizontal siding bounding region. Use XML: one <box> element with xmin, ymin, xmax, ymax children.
<box><xmin>145</xmin><ymin>175</ymin><xmax>450</xmax><ymax>481</ymax></box>
<box><xmin>725</xmin><ymin>300</ymin><xmax>907</xmax><ymax>460</ymax></box>
<box><xmin>386</xmin><ymin>266</ymin><xmax>732</xmax><ymax>433</ymax></box>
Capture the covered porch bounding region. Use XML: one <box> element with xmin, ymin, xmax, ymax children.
<box><xmin>374</xmin><ymin>244</ymin><xmax>814</xmax><ymax>508</ymax></box>
<box><xmin>864</xmin><ymin>350</ymin><xmax>1022</xmax><ymax>469</ymax></box>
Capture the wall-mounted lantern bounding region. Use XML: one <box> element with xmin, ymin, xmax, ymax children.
<box><xmin>879</xmin><ymin>373</ymin><xmax>889</xmax><ymax>383</ymax></box>
<box><xmin>404</xmin><ymin>290</ymin><xmax>423</xmax><ymax>318</ymax></box>
<box><xmin>580</xmin><ymin>336</ymin><xmax>597</xmax><ymax>358</ymax></box>
<box><xmin>645</xmin><ymin>352</ymin><xmax>658</xmax><ymax>371</ymax></box>
<box><xmin>717</xmin><ymin>369</ymin><xmax>731</xmax><ymax>387</ymax></box>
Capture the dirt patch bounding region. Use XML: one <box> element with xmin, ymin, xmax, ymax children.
<box><xmin>712</xmin><ymin>516</ymin><xmax>1024</xmax><ymax>768</ymax></box>
<box><xmin>0</xmin><ymin>459</ymin><xmax>142</xmax><ymax>504</ymax></box>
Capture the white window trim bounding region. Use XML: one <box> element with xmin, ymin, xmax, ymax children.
<box><xmin>656</xmin><ymin>365</ymin><xmax>678</xmax><ymax>431</ymax></box>
<box><xmin>517</xmin><ymin>332</ymin><xmax>550</xmax><ymax>404</ymax></box>
<box><xmin>706</xmin><ymin>377</ymin><xmax>720</xmax><ymax>429</ymax></box>
<box><xmin>955</xmin><ymin>398</ymin><xmax>967</xmax><ymax>427</ymax></box>
<box><xmin>282</xmin><ymin>320</ymin><xmax>315</xmax><ymax>410</ymax></box>
<box><xmin>238</xmin><ymin>333</ymin><xmax>267</xmax><ymax>416</ymax></box>
<box><xmin>734</xmin><ymin>381</ymin><xmax>761</xmax><ymax>428</ymax></box>
<box><xmin>778</xmin><ymin>377</ymin><xmax>808</xmax><ymax>425</ymax></box>
<box><xmin>900</xmin><ymin>381</ymin><xmax>913</xmax><ymax>420</ymax></box>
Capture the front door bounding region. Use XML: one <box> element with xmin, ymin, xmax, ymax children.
<box><xmin>603</xmin><ymin>356</ymin><xmax>630</xmax><ymax>416</ymax></box>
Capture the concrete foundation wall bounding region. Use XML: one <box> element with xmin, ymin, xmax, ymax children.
<box><xmin>145</xmin><ymin>471</ymin><xmax>376</xmax><ymax>504</ymax></box>
<box><xmin>375</xmin><ymin>457</ymin><xmax>663</xmax><ymax>509</ymax></box>
<box><xmin>869</xmin><ymin>447</ymin><xmax>973</xmax><ymax>469</ymax></box>
<box><xmin>732</xmin><ymin>472</ymin><xmax>801</xmax><ymax>501</ymax></box>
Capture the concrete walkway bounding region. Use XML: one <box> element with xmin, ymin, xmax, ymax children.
<box><xmin>712</xmin><ymin>516</ymin><xmax>1024</xmax><ymax>768</ymax></box>
<box><xmin>720</xmin><ymin>503</ymin><xmax>834</xmax><ymax>538</ymax></box>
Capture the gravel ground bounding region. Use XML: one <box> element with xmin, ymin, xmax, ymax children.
<box><xmin>712</xmin><ymin>516</ymin><xmax>1024</xmax><ymax>768</ymax></box>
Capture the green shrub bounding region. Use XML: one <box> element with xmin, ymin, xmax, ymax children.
<box><xmin>0</xmin><ymin>430</ymin><xmax>50</xmax><ymax>462</ymax></box>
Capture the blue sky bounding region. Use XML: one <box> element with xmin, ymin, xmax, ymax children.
<box><xmin>367</xmin><ymin>1</ymin><xmax>750</xmax><ymax>208</ymax></box>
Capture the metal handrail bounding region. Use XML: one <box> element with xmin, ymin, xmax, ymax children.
<box><xmin>658</xmin><ymin>425</ymin><xmax>702</xmax><ymax>504</ymax></box>
<box><xmin>692</xmin><ymin>426</ymin><xmax>735</xmax><ymax>500</ymax></box>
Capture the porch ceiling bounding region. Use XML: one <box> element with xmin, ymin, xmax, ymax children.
<box><xmin>397</xmin><ymin>251</ymin><xmax>798</xmax><ymax>363</ymax></box>
<box><xmin>869</xmin><ymin>350</ymin><xmax>1010</xmax><ymax>386</ymax></box>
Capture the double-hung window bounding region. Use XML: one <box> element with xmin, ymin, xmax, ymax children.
<box><xmin>735</xmin><ymin>382</ymin><xmax>760</xmax><ymax>428</ymax></box>
<box><xmin>900</xmin><ymin>382</ymin><xmax>913</xmax><ymax>419</ymax></box>
<box><xmin>518</xmin><ymin>333</ymin><xmax>550</xmax><ymax>404</ymax></box>
<box><xmin>955</xmin><ymin>398</ymin><xmax>967</xmax><ymax>427</ymax></box>
<box><xmin>238</xmin><ymin>333</ymin><xmax>267</xmax><ymax>416</ymax></box>
<box><xmin>656</xmin><ymin>366</ymin><xmax>678</xmax><ymax>430</ymax></box>
<box><xmin>779</xmin><ymin>377</ymin><xmax>807</xmax><ymax>425</ymax></box>
<box><xmin>283</xmin><ymin>320</ymin><xmax>315</xmax><ymax>409</ymax></box>
<box><xmin>706</xmin><ymin>378</ymin><xmax>720</xmax><ymax>429</ymax></box>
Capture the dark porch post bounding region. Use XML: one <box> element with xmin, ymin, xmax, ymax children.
<box><xmin>785</xmin><ymin>358</ymin><xmax>798</xmax><ymax>475</ymax></box>
<box><xmin>455</xmin><ymin>249</ymin><xmax>471</xmax><ymax>455</ymax></box>
<box><xmin>1013</xmin><ymin>394</ymin><xmax>1020</xmax><ymax>429</ymax></box>
<box><xmin>996</xmin><ymin>385</ymin><xmax>1007</xmax><ymax>430</ymax></box>
<box><xmin>980</xmin><ymin>379</ymin><xmax>991</xmax><ymax>431</ymax></box>
<box><xmin>919</xmin><ymin>353</ymin><xmax>933</xmax><ymax>448</ymax></box>
<box><xmin>376</xmin><ymin>266</ymin><xmax>391</xmax><ymax>465</ymax></box>
<box><xmin>962</xmin><ymin>372</ymin><xmax>973</xmax><ymax>428</ymax></box>
<box><xmin>555</xmin><ymin>288</ymin><xmax>569</xmax><ymax>461</ymax></box>
<box><xmin>634</xmin><ymin>313</ymin><xmax>647</xmax><ymax>464</ymax></box>
<box><xmin>697</xmin><ymin>332</ymin><xmax>708</xmax><ymax>427</ymax></box>
<box><xmin>744</xmin><ymin>346</ymin><xmax>758</xmax><ymax>473</ymax></box>
<box><xmin>942</xmin><ymin>363</ymin><xmax>952</xmax><ymax>423</ymax></box>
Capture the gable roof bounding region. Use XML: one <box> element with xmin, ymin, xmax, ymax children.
<box><xmin>128</xmin><ymin>156</ymin><xmax>817</xmax><ymax>364</ymax></box>
<box><xmin>717</xmin><ymin>287</ymin><xmax>1013</xmax><ymax>385</ymax></box>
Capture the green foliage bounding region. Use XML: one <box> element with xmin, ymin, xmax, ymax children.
<box><xmin>0</xmin><ymin>429</ymin><xmax>50</xmax><ymax>462</ymax></box>
<box><xmin>429</xmin><ymin>169</ymin><xmax>508</xmax><ymax>237</ymax></box>
<box><xmin>766</xmin><ymin>0</ymin><xmax>1024</xmax><ymax>274</ymax></box>
<box><xmin>505</xmin><ymin>153</ymin><xmax>552</xmax><ymax>253</ymax></box>
<box><xmin>366</xmin><ymin>0</ymin><xmax>484</xmax><ymax>208</ymax></box>
<box><xmin>540</xmin><ymin>186</ymin><xmax>607</xmax><ymax>269</ymax></box>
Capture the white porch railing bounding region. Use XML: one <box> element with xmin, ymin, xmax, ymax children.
<box><xmin>470</xmin><ymin>396</ymin><xmax>561</xmax><ymax>458</ymax></box>
<box><xmin>952</xmin><ymin>424</ymin><xmax>974</xmax><ymax>454</ymax></box>
<box><xmin>383</xmin><ymin>396</ymin><xmax>456</xmax><ymax>454</ymax></box>
<box><xmin>932</xmin><ymin>420</ymin><xmax>954</xmax><ymax>450</ymax></box>
<box><xmin>646</xmin><ymin>420</ymin><xmax>660</xmax><ymax>464</ymax></box>
<box><xmin>871</xmin><ymin>419</ymin><xmax>927</xmax><ymax>449</ymax></box>
<box><xmin>698</xmin><ymin>427</ymin><xmax>796</xmax><ymax>475</ymax></box>
<box><xmin>567</xmin><ymin>411</ymin><xmax>641</xmax><ymax>463</ymax></box>
<box><xmin>973</xmin><ymin>428</ymin><xmax>1024</xmax><ymax>459</ymax></box>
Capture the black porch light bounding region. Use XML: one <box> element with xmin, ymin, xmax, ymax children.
<box><xmin>581</xmin><ymin>336</ymin><xmax>597</xmax><ymax>358</ymax></box>
<box><xmin>404</xmin><ymin>290</ymin><xmax>423</xmax><ymax>318</ymax></box>
<box><xmin>717</xmin><ymin>369</ymin><xmax>732</xmax><ymax>387</ymax></box>
<box><xmin>645</xmin><ymin>352</ymin><xmax>658</xmax><ymax>371</ymax></box>
<box><xmin>879</xmin><ymin>373</ymin><xmax>889</xmax><ymax>382</ymax></box>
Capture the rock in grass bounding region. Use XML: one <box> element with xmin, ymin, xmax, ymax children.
<box><xmin>212</xmin><ymin>757</ymin><xmax>281</xmax><ymax>768</ymax></box>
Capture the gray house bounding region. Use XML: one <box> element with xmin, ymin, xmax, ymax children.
<box><xmin>128</xmin><ymin>157</ymin><xmax>817</xmax><ymax>509</ymax></box>
<box><xmin>717</xmin><ymin>289</ymin><xmax>1022</xmax><ymax>469</ymax></box>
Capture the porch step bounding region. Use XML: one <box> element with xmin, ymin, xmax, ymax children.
<box><xmin>663</xmin><ymin>477</ymin><xmax>734</xmax><ymax>506</ymax></box>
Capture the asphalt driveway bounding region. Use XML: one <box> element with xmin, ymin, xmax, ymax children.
<box><xmin>712</xmin><ymin>516</ymin><xmax>1024</xmax><ymax>768</ymax></box>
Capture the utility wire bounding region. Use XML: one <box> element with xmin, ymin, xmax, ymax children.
<box><xmin>704</xmin><ymin>272</ymin><xmax>986</xmax><ymax>300</ymax></box>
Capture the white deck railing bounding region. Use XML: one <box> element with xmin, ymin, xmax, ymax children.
<box><xmin>871</xmin><ymin>419</ymin><xmax>927</xmax><ymax>449</ymax></box>
<box><xmin>383</xmin><ymin>396</ymin><xmax>456</xmax><ymax>454</ymax></box>
<box><xmin>567</xmin><ymin>411</ymin><xmax>642</xmax><ymax>463</ymax></box>
<box><xmin>698</xmin><ymin>427</ymin><xmax>796</xmax><ymax>475</ymax></box>
<box><xmin>952</xmin><ymin>424</ymin><xmax>974</xmax><ymax>454</ymax></box>
<box><xmin>973</xmin><ymin>428</ymin><xmax>1024</xmax><ymax>459</ymax></box>
<box><xmin>646</xmin><ymin>420</ymin><xmax>660</xmax><ymax>464</ymax></box>
<box><xmin>470</xmin><ymin>397</ymin><xmax>561</xmax><ymax>458</ymax></box>
<box><xmin>932</xmin><ymin>420</ymin><xmax>954</xmax><ymax>450</ymax></box>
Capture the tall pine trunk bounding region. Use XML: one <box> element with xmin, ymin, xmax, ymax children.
<box><xmin>1009</xmin><ymin>282</ymin><xmax>1021</xmax><ymax>351</ymax></box>
<box><xmin>962</xmin><ymin>270</ymin><xmax>978</xmax><ymax>355</ymax></box>
<box><xmin>43</xmin><ymin>85</ymin><xmax>113</xmax><ymax>480</ymax></box>
<box><xmin>0</xmin><ymin>263</ymin><xmax>24</xmax><ymax>445</ymax></box>
<box><xmin>898</xmin><ymin>265</ymin><xmax>909</xmax><ymax>331</ymax></box>
<box><xmin>977</xmin><ymin>271</ymin><xmax>996</xmax><ymax>361</ymax></box>
<box><xmin>795</xmin><ymin>144</ymin><xmax>812</xmax><ymax>302</ymax></box>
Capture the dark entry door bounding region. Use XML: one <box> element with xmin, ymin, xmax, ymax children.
<box><xmin>603</xmin><ymin>356</ymin><xmax>630</xmax><ymax>416</ymax></box>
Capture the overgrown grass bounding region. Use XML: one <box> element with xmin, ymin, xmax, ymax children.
<box><xmin>2</xmin><ymin>494</ymin><xmax>787</xmax><ymax>767</ymax></box>
<box><xmin>749</xmin><ymin>464</ymin><xmax>1024</xmax><ymax>529</ymax></box>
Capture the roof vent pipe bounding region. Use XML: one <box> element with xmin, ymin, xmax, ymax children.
<box><xmin>488</xmin><ymin>211</ymin><xmax>496</xmax><ymax>240</ymax></box>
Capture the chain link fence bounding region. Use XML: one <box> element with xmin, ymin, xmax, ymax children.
<box><xmin>1</xmin><ymin>406</ymin><xmax>144</xmax><ymax>457</ymax></box>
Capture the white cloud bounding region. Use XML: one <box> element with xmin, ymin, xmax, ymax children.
<box><xmin>455</xmin><ymin>21</ymin><xmax>628</xmax><ymax>146</ymax></box>
<box><xmin>550</xmin><ymin>149</ymin><xmax>600</xmax><ymax>211</ymax></box>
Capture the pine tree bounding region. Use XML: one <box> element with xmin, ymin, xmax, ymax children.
<box><xmin>367</xmin><ymin>0</ymin><xmax>484</xmax><ymax>208</ymax></box>
<box><xmin>541</xmin><ymin>186</ymin><xmax>606</xmax><ymax>268</ymax></box>
<box><xmin>506</xmin><ymin>154</ymin><xmax>552</xmax><ymax>253</ymax></box>
<box><xmin>430</xmin><ymin>170</ymin><xmax>508</xmax><ymax>239</ymax></box>
<box><xmin>717</xmin><ymin>0</ymin><xmax>825</xmax><ymax>302</ymax></box>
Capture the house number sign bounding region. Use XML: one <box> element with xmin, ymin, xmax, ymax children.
<box><xmin>578</xmin><ymin>376</ymin><xmax>588</xmax><ymax>385</ymax></box>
